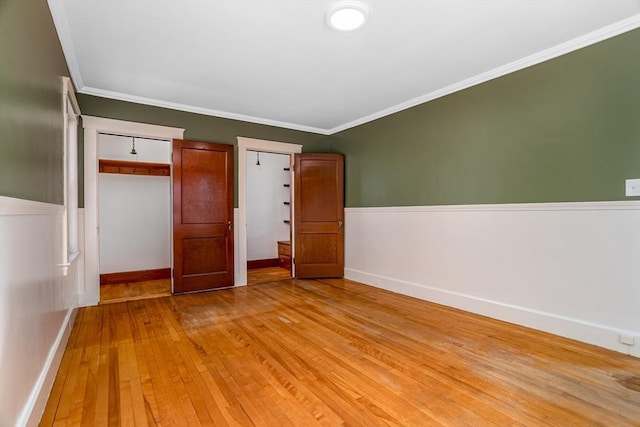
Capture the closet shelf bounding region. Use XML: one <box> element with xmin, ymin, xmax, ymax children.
<box><xmin>99</xmin><ymin>159</ymin><xmax>170</xmax><ymax>176</ymax></box>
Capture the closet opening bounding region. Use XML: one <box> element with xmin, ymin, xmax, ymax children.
<box><xmin>246</xmin><ymin>150</ymin><xmax>292</xmax><ymax>285</ymax></box>
<box><xmin>97</xmin><ymin>133</ymin><xmax>172</xmax><ymax>303</ymax></box>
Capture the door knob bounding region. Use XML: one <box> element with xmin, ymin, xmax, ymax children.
<box><xmin>227</xmin><ymin>221</ymin><xmax>232</xmax><ymax>230</ymax></box>
<box><xmin>338</xmin><ymin>220</ymin><xmax>343</xmax><ymax>228</ymax></box>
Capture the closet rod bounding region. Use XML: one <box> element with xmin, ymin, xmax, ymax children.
<box><xmin>98</xmin><ymin>131</ymin><xmax>171</xmax><ymax>143</ymax></box>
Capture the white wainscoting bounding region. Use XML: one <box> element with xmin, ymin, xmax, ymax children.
<box><xmin>344</xmin><ymin>201</ymin><xmax>640</xmax><ymax>357</ymax></box>
<box><xmin>0</xmin><ymin>197</ymin><xmax>83</xmax><ymax>427</ymax></box>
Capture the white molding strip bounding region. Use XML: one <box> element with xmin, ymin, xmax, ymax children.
<box><xmin>236</xmin><ymin>137</ymin><xmax>302</xmax><ymax>286</ymax></box>
<box><xmin>48</xmin><ymin>1</ymin><xmax>639</xmax><ymax>136</ymax></box>
<box><xmin>0</xmin><ymin>196</ymin><xmax>64</xmax><ymax>216</ymax></box>
<box><xmin>344</xmin><ymin>268</ymin><xmax>640</xmax><ymax>358</ymax></box>
<box><xmin>81</xmin><ymin>115</ymin><xmax>185</xmax><ymax>139</ymax></box>
<box><xmin>344</xmin><ymin>201</ymin><xmax>640</xmax><ymax>358</ymax></box>
<box><xmin>47</xmin><ymin>0</ymin><xmax>84</xmax><ymax>90</ymax></box>
<box><xmin>329</xmin><ymin>14</ymin><xmax>640</xmax><ymax>134</ymax></box>
<box><xmin>82</xmin><ymin>117</ymin><xmax>184</xmax><ymax>307</ymax></box>
<box><xmin>346</xmin><ymin>200</ymin><xmax>640</xmax><ymax>214</ymax></box>
<box><xmin>80</xmin><ymin>86</ymin><xmax>330</xmax><ymax>135</ymax></box>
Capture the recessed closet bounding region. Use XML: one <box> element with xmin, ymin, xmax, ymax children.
<box><xmin>246</xmin><ymin>150</ymin><xmax>292</xmax><ymax>279</ymax></box>
<box><xmin>97</xmin><ymin>133</ymin><xmax>172</xmax><ymax>301</ymax></box>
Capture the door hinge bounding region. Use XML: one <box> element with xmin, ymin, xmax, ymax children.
<box><xmin>292</xmin><ymin>257</ymin><xmax>295</xmax><ymax>264</ymax></box>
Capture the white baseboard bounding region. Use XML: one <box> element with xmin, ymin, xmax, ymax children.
<box><xmin>19</xmin><ymin>306</ymin><xmax>78</xmax><ymax>427</ymax></box>
<box><xmin>345</xmin><ymin>268</ymin><xmax>640</xmax><ymax>358</ymax></box>
<box><xmin>344</xmin><ymin>201</ymin><xmax>640</xmax><ymax>359</ymax></box>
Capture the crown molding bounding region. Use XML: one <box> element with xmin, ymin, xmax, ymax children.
<box><xmin>48</xmin><ymin>0</ymin><xmax>639</xmax><ymax>137</ymax></box>
<box><xmin>327</xmin><ymin>14</ymin><xmax>640</xmax><ymax>134</ymax></box>
<box><xmin>78</xmin><ymin>86</ymin><xmax>330</xmax><ymax>135</ymax></box>
<box><xmin>48</xmin><ymin>0</ymin><xmax>84</xmax><ymax>90</ymax></box>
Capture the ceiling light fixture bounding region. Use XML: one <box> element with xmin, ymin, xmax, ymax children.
<box><xmin>327</xmin><ymin>1</ymin><xmax>369</xmax><ymax>31</ymax></box>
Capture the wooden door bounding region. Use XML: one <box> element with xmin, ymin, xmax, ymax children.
<box><xmin>173</xmin><ymin>139</ymin><xmax>234</xmax><ymax>293</ymax></box>
<box><xmin>293</xmin><ymin>153</ymin><xmax>344</xmax><ymax>278</ymax></box>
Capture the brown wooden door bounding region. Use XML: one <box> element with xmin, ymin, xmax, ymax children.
<box><xmin>293</xmin><ymin>153</ymin><xmax>344</xmax><ymax>278</ymax></box>
<box><xmin>173</xmin><ymin>139</ymin><xmax>234</xmax><ymax>293</ymax></box>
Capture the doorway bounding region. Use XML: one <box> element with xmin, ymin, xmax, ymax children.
<box><xmin>237</xmin><ymin>137</ymin><xmax>302</xmax><ymax>286</ymax></box>
<box><xmin>97</xmin><ymin>133</ymin><xmax>172</xmax><ymax>303</ymax></box>
<box><xmin>246</xmin><ymin>150</ymin><xmax>291</xmax><ymax>285</ymax></box>
<box><xmin>82</xmin><ymin>116</ymin><xmax>184</xmax><ymax>306</ymax></box>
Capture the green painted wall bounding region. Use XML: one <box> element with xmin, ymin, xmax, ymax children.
<box><xmin>77</xmin><ymin>95</ymin><xmax>333</xmax><ymax>207</ymax></box>
<box><xmin>0</xmin><ymin>0</ymin><xmax>71</xmax><ymax>204</ymax></box>
<box><xmin>331</xmin><ymin>29</ymin><xmax>640</xmax><ymax>207</ymax></box>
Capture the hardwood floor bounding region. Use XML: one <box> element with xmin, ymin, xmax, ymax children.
<box><xmin>247</xmin><ymin>266</ymin><xmax>291</xmax><ymax>285</ymax></box>
<box><xmin>42</xmin><ymin>276</ymin><xmax>640</xmax><ymax>426</ymax></box>
<box><xmin>100</xmin><ymin>279</ymin><xmax>171</xmax><ymax>305</ymax></box>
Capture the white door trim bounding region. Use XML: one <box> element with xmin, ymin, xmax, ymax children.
<box><xmin>81</xmin><ymin>116</ymin><xmax>184</xmax><ymax>306</ymax></box>
<box><xmin>237</xmin><ymin>137</ymin><xmax>302</xmax><ymax>285</ymax></box>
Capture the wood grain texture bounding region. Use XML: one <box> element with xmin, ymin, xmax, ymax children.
<box><xmin>100</xmin><ymin>268</ymin><xmax>171</xmax><ymax>285</ymax></box>
<box><xmin>173</xmin><ymin>139</ymin><xmax>234</xmax><ymax>293</ymax></box>
<box><xmin>294</xmin><ymin>153</ymin><xmax>344</xmax><ymax>278</ymax></box>
<box><xmin>99</xmin><ymin>159</ymin><xmax>170</xmax><ymax>176</ymax></box>
<box><xmin>247</xmin><ymin>258</ymin><xmax>280</xmax><ymax>270</ymax></box>
<box><xmin>247</xmin><ymin>267</ymin><xmax>291</xmax><ymax>285</ymax></box>
<box><xmin>100</xmin><ymin>279</ymin><xmax>171</xmax><ymax>305</ymax></box>
<box><xmin>42</xmin><ymin>276</ymin><xmax>640</xmax><ymax>426</ymax></box>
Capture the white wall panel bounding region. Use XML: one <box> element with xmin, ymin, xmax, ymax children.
<box><xmin>0</xmin><ymin>197</ymin><xmax>81</xmax><ymax>427</ymax></box>
<box><xmin>344</xmin><ymin>201</ymin><xmax>640</xmax><ymax>357</ymax></box>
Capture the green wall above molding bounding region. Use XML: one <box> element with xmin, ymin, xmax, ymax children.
<box><xmin>0</xmin><ymin>0</ymin><xmax>71</xmax><ymax>204</ymax></box>
<box><xmin>331</xmin><ymin>29</ymin><xmax>640</xmax><ymax>207</ymax></box>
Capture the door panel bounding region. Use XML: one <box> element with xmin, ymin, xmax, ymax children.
<box><xmin>294</xmin><ymin>153</ymin><xmax>344</xmax><ymax>278</ymax></box>
<box><xmin>173</xmin><ymin>139</ymin><xmax>234</xmax><ymax>293</ymax></box>
<box><xmin>181</xmin><ymin>149</ymin><xmax>227</xmax><ymax>224</ymax></box>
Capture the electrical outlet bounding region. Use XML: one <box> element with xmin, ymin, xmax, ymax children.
<box><xmin>625</xmin><ymin>179</ymin><xmax>640</xmax><ymax>197</ymax></box>
<box><xmin>619</xmin><ymin>334</ymin><xmax>636</xmax><ymax>346</ymax></box>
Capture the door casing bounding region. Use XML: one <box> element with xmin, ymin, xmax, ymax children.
<box><xmin>237</xmin><ymin>137</ymin><xmax>302</xmax><ymax>286</ymax></box>
<box><xmin>82</xmin><ymin>116</ymin><xmax>184</xmax><ymax>306</ymax></box>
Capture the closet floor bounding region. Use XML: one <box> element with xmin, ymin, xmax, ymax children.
<box><xmin>247</xmin><ymin>266</ymin><xmax>291</xmax><ymax>285</ymax></box>
<box><xmin>100</xmin><ymin>279</ymin><xmax>171</xmax><ymax>304</ymax></box>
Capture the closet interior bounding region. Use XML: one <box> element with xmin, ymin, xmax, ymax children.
<box><xmin>246</xmin><ymin>150</ymin><xmax>292</xmax><ymax>284</ymax></box>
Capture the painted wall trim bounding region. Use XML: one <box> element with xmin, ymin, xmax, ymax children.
<box><xmin>343</xmin><ymin>201</ymin><xmax>640</xmax><ymax>358</ymax></box>
<box><xmin>21</xmin><ymin>307</ymin><xmax>78</xmax><ymax>427</ymax></box>
<box><xmin>327</xmin><ymin>14</ymin><xmax>640</xmax><ymax>134</ymax></box>
<box><xmin>346</xmin><ymin>200</ymin><xmax>640</xmax><ymax>213</ymax></box>
<box><xmin>82</xmin><ymin>116</ymin><xmax>184</xmax><ymax>306</ymax></box>
<box><xmin>0</xmin><ymin>196</ymin><xmax>64</xmax><ymax>216</ymax></box>
<box><xmin>79</xmin><ymin>86</ymin><xmax>330</xmax><ymax>135</ymax></box>
<box><xmin>47</xmin><ymin>0</ymin><xmax>639</xmax><ymax>135</ymax></box>
<box><xmin>47</xmin><ymin>0</ymin><xmax>84</xmax><ymax>90</ymax></box>
<box><xmin>237</xmin><ymin>137</ymin><xmax>302</xmax><ymax>286</ymax></box>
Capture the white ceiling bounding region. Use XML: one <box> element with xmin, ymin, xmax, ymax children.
<box><xmin>50</xmin><ymin>1</ymin><xmax>640</xmax><ymax>135</ymax></box>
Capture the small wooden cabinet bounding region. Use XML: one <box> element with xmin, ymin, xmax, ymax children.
<box><xmin>277</xmin><ymin>241</ymin><xmax>291</xmax><ymax>271</ymax></box>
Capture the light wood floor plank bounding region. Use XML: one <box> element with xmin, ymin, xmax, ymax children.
<box><xmin>42</xmin><ymin>274</ymin><xmax>640</xmax><ymax>426</ymax></box>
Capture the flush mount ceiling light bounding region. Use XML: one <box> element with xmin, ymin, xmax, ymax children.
<box><xmin>327</xmin><ymin>1</ymin><xmax>369</xmax><ymax>31</ymax></box>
